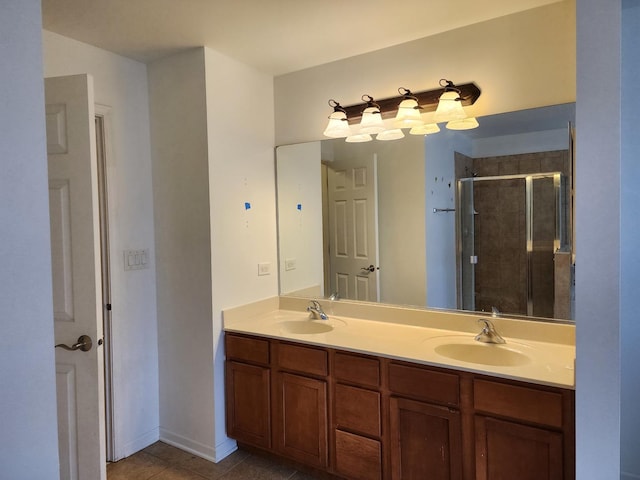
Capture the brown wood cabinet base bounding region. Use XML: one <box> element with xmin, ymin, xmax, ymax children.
<box><xmin>225</xmin><ymin>332</ymin><xmax>575</xmax><ymax>480</ymax></box>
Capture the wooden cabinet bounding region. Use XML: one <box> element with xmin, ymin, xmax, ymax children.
<box><xmin>224</xmin><ymin>332</ymin><xmax>575</xmax><ymax>479</ymax></box>
<box><xmin>473</xmin><ymin>378</ymin><xmax>574</xmax><ymax>480</ymax></box>
<box><xmin>388</xmin><ymin>362</ymin><xmax>463</xmax><ymax>480</ymax></box>
<box><xmin>273</xmin><ymin>339</ymin><xmax>329</xmax><ymax>468</ymax></box>
<box><xmin>275</xmin><ymin>372</ymin><xmax>328</xmax><ymax>467</ymax></box>
<box><xmin>225</xmin><ymin>335</ymin><xmax>271</xmax><ymax>448</ymax></box>
<box><xmin>475</xmin><ymin>416</ymin><xmax>563</xmax><ymax>480</ymax></box>
<box><xmin>332</xmin><ymin>352</ymin><xmax>383</xmax><ymax>480</ymax></box>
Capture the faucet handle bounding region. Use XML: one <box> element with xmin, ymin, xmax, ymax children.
<box><xmin>475</xmin><ymin>319</ymin><xmax>506</xmax><ymax>344</ymax></box>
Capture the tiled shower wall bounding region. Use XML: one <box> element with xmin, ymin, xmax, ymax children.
<box><xmin>455</xmin><ymin>150</ymin><xmax>570</xmax><ymax>317</ymax></box>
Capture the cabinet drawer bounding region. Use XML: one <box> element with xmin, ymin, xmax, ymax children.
<box><xmin>335</xmin><ymin>430</ymin><xmax>382</xmax><ymax>480</ymax></box>
<box><xmin>334</xmin><ymin>352</ymin><xmax>380</xmax><ymax>387</ymax></box>
<box><xmin>388</xmin><ymin>362</ymin><xmax>459</xmax><ymax>406</ymax></box>
<box><xmin>474</xmin><ymin>379</ymin><xmax>564</xmax><ymax>428</ymax></box>
<box><xmin>225</xmin><ymin>334</ymin><xmax>270</xmax><ymax>365</ymax></box>
<box><xmin>277</xmin><ymin>343</ymin><xmax>328</xmax><ymax>377</ymax></box>
<box><xmin>335</xmin><ymin>384</ymin><xmax>381</xmax><ymax>437</ymax></box>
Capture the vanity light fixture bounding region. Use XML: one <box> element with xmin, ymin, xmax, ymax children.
<box><xmin>446</xmin><ymin>117</ymin><xmax>480</xmax><ymax>130</ymax></box>
<box><xmin>323</xmin><ymin>79</ymin><xmax>481</xmax><ymax>141</ymax></box>
<box><xmin>322</xmin><ymin>99</ymin><xmax>352</xmax><ymax>138</ymax></box>
<box><xmin>434</xmin><ymin>79</ymin><xmax>468</xmax><ymax>123</ymax></box>
<box><xmin>394</xmin><ymin>88</ymin><xmax>424</xmax><ymax>128</ymax></box>
<box><xmin>377</xmin><ymin>129</ymin><xmax>405</xmax><ymax>141</ymax></box>
<box><xmin>346</xmin><ymin>133</ymin><xmax>373</xmax><ymax>143</ymax></box>
<box><xmin>358</xmin><ymin>95</ymin><xmax>386</xmax><ymax>134</ymax></box>
<box><xmin>409</xmin><ymin>123</ymin><xmax>440</xmax><ymax>135</ymax></box>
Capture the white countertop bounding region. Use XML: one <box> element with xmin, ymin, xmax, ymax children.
<box><xmin>223</xmin><ymin>296</ymin><xmax>575</xmax><ymax>389</ymax></box>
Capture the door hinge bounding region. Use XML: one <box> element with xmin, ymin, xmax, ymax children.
<box><xmin>106</xmin><ymin>303</ymin><xmax>112</xmax><ymax>311</ymax></box>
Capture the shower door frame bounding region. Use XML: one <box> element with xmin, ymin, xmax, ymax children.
<box><xmin>456</xmin><ymin>171</ymin><xmax>565</xmax><ymax>317</ymax></box>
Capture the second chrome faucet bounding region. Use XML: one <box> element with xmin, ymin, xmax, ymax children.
<box><xmin>475</xmin><ymin>319</ymin><xmax>506</xmax><ymax>344</ymax></box>
<box><xmin>307</xmin><ymin>300</ymin><xmax>328</xmax><ymax>320</ymax></box>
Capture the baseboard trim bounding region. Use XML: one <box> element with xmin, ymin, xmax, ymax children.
<box><xmin>116</xmin><ymin>427</ymin><xmax>160</xmax><ymax>461</ymax></box>
<box><xmin>159</xmin><ymin>428</ymin><xmax>237</xmax><ymax>463</ymax></box>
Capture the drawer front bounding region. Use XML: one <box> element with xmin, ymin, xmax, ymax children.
<box><xmin>225</xmin><ymin>333</ymin><xmax>270</xmax><ymax>365</ymax></box>
<box><xmin>277</xmin><ymin>342</ymin><xmax>328</xmax><ymax>377</ymax></box>
<box><xmin>334</xmin><ymin>352</ymin><xmax>380</xmax><ymax>387</ymax></box>
<box><xmin>388</xmin><ymin>362</ymin><xmax>459</xmax><ymax>406</ymax></box>
<box><xmin>474</xmin><ymin>379</ymin><xmax>564</xmax><ymax>428</ymax></box>
<box><xmin>334</xmin><ymin>384</ymin><xmax>381</xmax><ymax>437</ymax></box>
<box><xmin>335</xmin><ymin>429</ymin><xmax>382</xmax><ymax>480</ymax></box>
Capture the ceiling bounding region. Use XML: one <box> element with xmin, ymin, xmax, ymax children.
<box><xmin>41</xmin><ymin>0</ymin><xmax>561</xmax><ymax>76</ymax></box>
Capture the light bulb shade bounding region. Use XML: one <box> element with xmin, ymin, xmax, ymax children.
<box><xmin>376</xmin><ymin>129</ymin><xmax>405</xmax><ymax>141</ymax></box>
<box><xmin>446</xmin><ymin>117</ymin><xmax>479</xmax><ymax>130</ymax></box>
<box><xmin>359</xmin><ymin>106</ymin><xmax>385</xmax><ymax>134</ymax></box>
<box><xmin>409</xmin><ymin>123</ymin><xmax>441</xmax><ymax>135</ymax></box>
<box><xmin>394</xmin><ymin>98</ymin><xmax>423</xmax><ymax>128</ymax></box>
<box><xmin>434</xmin><ymin>90</ymin><xmax>467</xmax><ymax>122</ymax></box>
<box><xmin>346</xmin><ymin>133</ymin><xmax>373</xmax><ymax>143</ymax></box>
<box><xmin>323</xmin><ymin>111</ymin><xmax>352</xmax><ymax>138</ymax></box>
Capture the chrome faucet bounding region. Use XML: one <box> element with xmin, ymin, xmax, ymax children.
<box><xmin>475</xmin><ymin>319</ymin><xmax>506</xmax><ymax>344</ymax></box>
<box><xmin>307</xmin><ymin>300</ymin><xmax>328</xmax><ymax>320</ymax></box>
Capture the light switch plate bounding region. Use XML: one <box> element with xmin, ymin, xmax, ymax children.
<box><xmin>124</xmin><ymin>248</ymin><xmax>150</xmax><ymax>271</ymax></box>
<box><xmin>258</xmin><ymin>262</ymin><xmax>271</xmax><ymax>276</ymax></box>
<box><xmin>285</xmin><ymin>258</ymin><xmax>297</xmax><ymax>271</ymax></box>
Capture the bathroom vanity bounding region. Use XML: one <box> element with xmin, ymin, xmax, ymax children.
<box><xmin>223</xmin><ymin>297</ymin><xmax>575</xmax><ymax>480</ymax></box>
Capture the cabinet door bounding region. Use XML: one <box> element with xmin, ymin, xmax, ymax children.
<box><xmin>389</xmin><ymin>397</ymin><xmax>462</xmax><ymax>480</ymax></box>
<box><xmin>475</xmin><ymin>416</ymin><xmax>563</xmax><ymax>480</ymax></box>
<box><xmin>225</xmin><ymin>361</ymin><xmax>271</xmax><ymax>448</ymax></box>
<box><xmin>275</xmin><ymin>372</ymin><xmax>328</xmax><ymax>468</ymax></box>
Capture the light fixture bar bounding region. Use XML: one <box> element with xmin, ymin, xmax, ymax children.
<box><xmin>341</xmin><ymin>82</ymin><xmax>481</xmax><ymax>124</ymax></box>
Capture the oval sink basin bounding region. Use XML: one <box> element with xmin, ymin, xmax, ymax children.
<box><xmin>278</xmin><ymin>318</ymin><xmax>347</xmax><ymax>335</ymax></box>
<box><xmin>434</xmin><ymin>342</ymin><xmax>531</xmax><ymax>367</ymax></box>
<box><xmin>279</xmin><ymin>320</ymin><xmax>334</xmax><ymax>334</ymax></box>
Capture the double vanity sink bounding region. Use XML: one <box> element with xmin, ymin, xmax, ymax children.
<box><xmin>224</xmin><ymin>295</ymin><xmax>575</xmax><ymax>388</ymax></box>
<box><xmin>223</xmin><ymin>296</ymin><xmax>576</xmax><ymax>479</ymax></box>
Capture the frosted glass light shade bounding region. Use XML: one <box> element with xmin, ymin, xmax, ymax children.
<box><xmin>346</xmin><ymin>133</ymin><xmax>373</xmax><ymax>143</ymax></box>
<box><xmin>409</xmin><ymin>123</ymin><xmax>440</xmax><ymax>135</ymax></box>
<box><xmin>446</xmin><ymin>117</ymin><xmax>479</xmax><ymax>130</ymax></box>
<box><xmin>376</xmin><ymin>129</ymin><xmax>405</xmax><ymax>141</ymax></box>
<box><xmin>394</xmin><ymin>98</ymin><xmax>423</xmax><ymax>128</ymax></box>
<box><xmin>323</xmin><ymin>111</ymin><xmax>352</xmax><ymax>138</ymax></box>
<box><xmin>359</xmin><ymin>106</ymin><xmax>385</xmax><ymax>134</ymax></box>
<box><xmin>434</xmin><ymin>91</ymin><xmax>467</xmax><ymax>122</ymax></box>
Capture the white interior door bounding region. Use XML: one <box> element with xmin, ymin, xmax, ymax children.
<box><xmin>327</xmin><ymin>154</ymin><xmax>380</xmax><ymax>301</ymax></box>
<box><xmin>46</xmin><ymin>74</ymin><xmax>106</xmax><ymax>480</ymax></box>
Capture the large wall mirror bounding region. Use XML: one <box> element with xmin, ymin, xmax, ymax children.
<box><xmin>276</xmin><ymin>103</ymin><xmax>576</xmax><ymax>322</ymax></box>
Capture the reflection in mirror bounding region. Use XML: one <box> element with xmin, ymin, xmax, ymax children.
<box><xmin>276</xmin><ymin>103</ymin><xmax>575</xmax><ymax>321</ymax></box>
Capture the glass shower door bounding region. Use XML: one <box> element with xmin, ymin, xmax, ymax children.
<box><xmin>458</xmin><ymin>173</ymin><xmax>565</xmax><ymax>317</ymax></box>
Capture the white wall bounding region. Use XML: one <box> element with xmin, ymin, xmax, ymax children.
<box><xmin>373</xmin><ymin>136</ymin><xmax>426</xmax><ymax>306</ymax></box>
<box><xmin>274</xmin><ymin>0</ymin><xmax>575</xmax><ymax>146</ymax></box>
<box><xmin>0</xmin><ymin>1</ymin><xmax>60</xmax><ymax>478</ymax></box>
<box><xmin>472</xmin><ymin>128</ymin><xmax>570</xmax><ymax>158</ymax></box>
<box><xmin>276</xmin><ymin>142</ymin><xmax>324</xmax><ymax>296</ymax></box>
<box><xmin>42</xmin><ymin>31</ymin><xmax>159</xmax><ymax>460</ymax></box>
<box><xmin>322</xmin><ymin>137</ymin><xmax>426</xmax><ymax>306</ymax></box>
<box><xmin>575</xmin><ymin>0</ymin><xmax>622</xmax><ymax>478</ymax></box>
<box><xmin>425</xmin><ymin>131</ymin><xmax>472</xmax><ymax>309</ymax></box>
<box><xmin>621</xmin><ymin>1</ymin><xmax>640</xmax><ymax>478</ymax></box>
<box><xmin>204</xmin><ymin>47</ymin><xmax>278</xmax><ymax>457</ymax></box>
<box><xmin>148</xmin><ymin>48</ymin><xmax>216</xmax><ymax>459</ymax></box>
<box><xmin>149</xmin><ymin>46</ymin><xmax>277</xmax><ymax>461</ymax></box>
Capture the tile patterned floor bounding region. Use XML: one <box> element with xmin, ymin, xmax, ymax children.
<box><xmin>107</xmin><ymin>442</ymin><xmax>330</xmax><ymax>480</ymax></box>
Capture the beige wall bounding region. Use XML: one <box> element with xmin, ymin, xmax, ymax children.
<box><xmin>274</xmin><ymin>1</ymin><xmax>575</xmax><ymax>145</ymax></box>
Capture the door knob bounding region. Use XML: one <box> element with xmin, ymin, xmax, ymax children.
<box><xmin>360</xmin><ymin>264</ymin><xmax>378</xmax><ymax>273</ymax></box>
<box><xmin>55</xmin><ymin>335</ymin><xmax>93</xmax><ymax>352</ymax></box>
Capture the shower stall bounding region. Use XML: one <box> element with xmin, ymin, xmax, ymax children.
<box><xmin>457</xmin><ymin>172</ymin><xmax>571</xmax><ymax>319</ymax></box>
